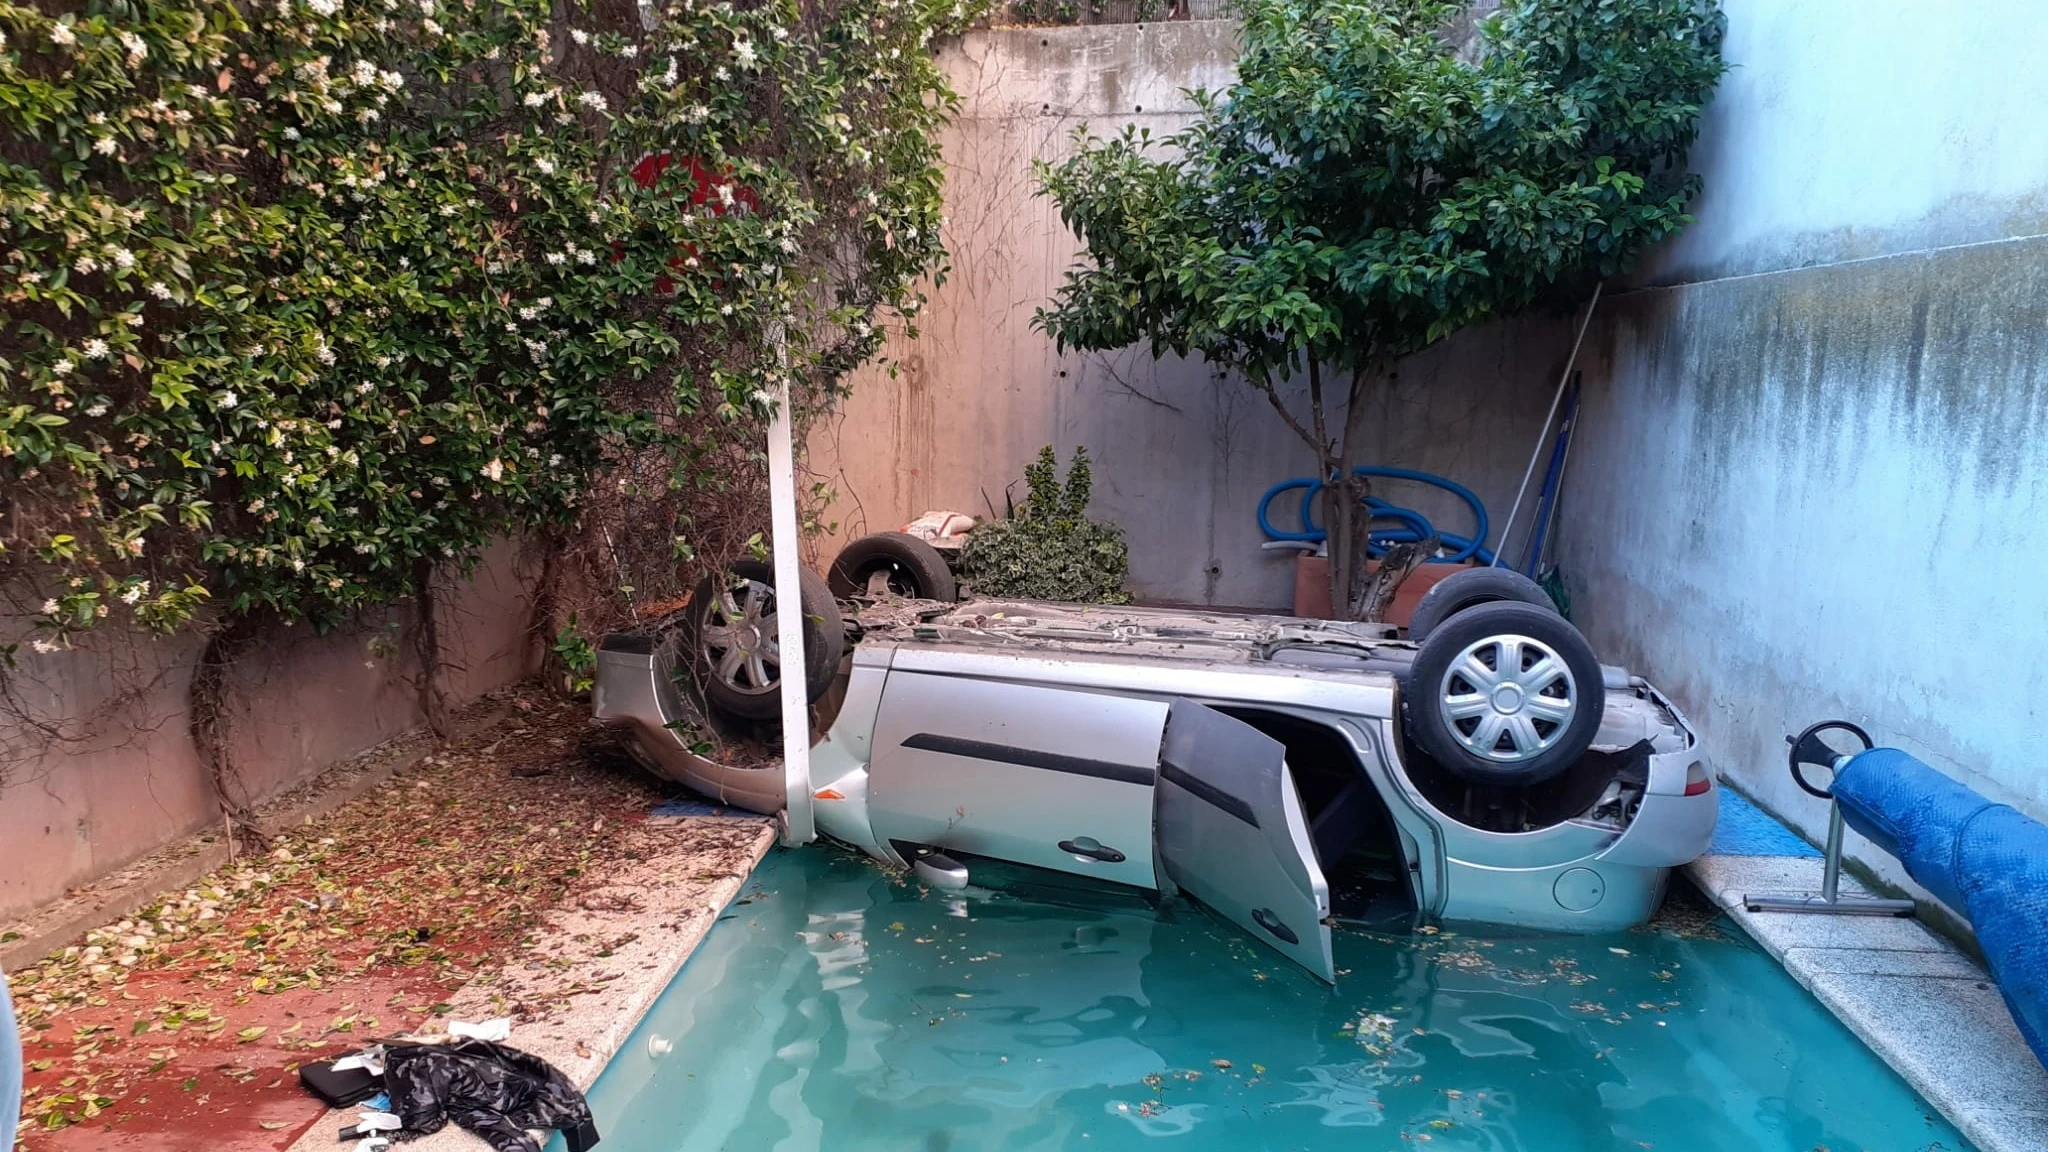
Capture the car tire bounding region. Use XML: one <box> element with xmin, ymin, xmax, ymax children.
<box><xmin>1406</xmin><ymin>566</ymin><xmax>1557</xmax><ymax>642</ymax></box>
<box><xmin>827</xmin><ymin>531</ymin><xmax>958</xmax><ymax>602</ymax></box>
<box><xmin>1401</xmin><ymin>601</ymin><xmax>1602</xmax><ymax>787</ymax></box>
<box><xmin>689</xmin><ymin>559</ymin><xmax>844</xmax><ymax>720</ymax></box>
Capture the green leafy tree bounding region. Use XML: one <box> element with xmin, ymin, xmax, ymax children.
<box><xmin>1034</xmin><ymin>0</ymin><xmax>1724</xmax><ymax>618</ymax></box>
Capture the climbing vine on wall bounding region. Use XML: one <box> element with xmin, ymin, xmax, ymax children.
<box><xmin>0</xmin><ymin>0</ymin><xmax>978</xmax><ymax>792</ymax></box>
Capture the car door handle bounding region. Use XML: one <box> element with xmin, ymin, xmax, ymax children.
<box><xmin>1058</xmin><ymin>838</ymin><xmax>1127</xmax><ymax>863</ymax></box>
<box><xmin>1251</xmin><ymin>907</ymin><xmax>1299</xmax><ymax>945</ymax></box>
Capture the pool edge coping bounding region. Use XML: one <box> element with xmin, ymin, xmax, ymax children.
<box><xmin>1686</xmin><ymin>850</ymin><xmax>2048</xmax><ymax>1152</ymax></box>
<box><xmin>284</xmin><ymin>816</ymin><xmax>777</xmax><ymax>1152</ymax></box>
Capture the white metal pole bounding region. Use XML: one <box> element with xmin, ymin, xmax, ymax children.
<box><xmin>766</xmin><ymin>331</ymin><xmax>815</xmax><ymax>845</ymax></box>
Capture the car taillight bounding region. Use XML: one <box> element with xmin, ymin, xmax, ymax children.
<box><xmin>1683</xmin><ymin>761</ymin><xmax>1714</xmax><ymax>796</ymax></box>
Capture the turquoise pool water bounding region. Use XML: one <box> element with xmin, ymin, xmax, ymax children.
<box><xmin>582</xmin><ymin>848</ymin><xmax>1969</xmax><ymax>1152</ymax></box>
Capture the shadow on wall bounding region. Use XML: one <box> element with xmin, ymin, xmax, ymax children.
<box><xmin>0</xmin><ymin>538</ymin><xmax>539</xmax><ymax>919</ymax></box>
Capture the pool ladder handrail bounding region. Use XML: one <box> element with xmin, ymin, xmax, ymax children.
<box><xmin>1743</xmin><ymin>721</ymin><xmax>1917</xmax><ymax>918</ymax></box>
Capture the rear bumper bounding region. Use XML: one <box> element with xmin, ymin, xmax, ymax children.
<box><xmin>1599</xmin><ymin>683</ymin><xmax>1717</xmax><ymax>868</ymax></box>
<box><xmin>1598</xmin><ymin>783</ymin><xmax>1718</xmax><ymax>867</ymax></box>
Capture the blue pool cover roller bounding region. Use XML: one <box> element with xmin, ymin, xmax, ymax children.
<box><xmin>1832</xmin><ymin>748</ymin><xmax>2048</xmax><ymax>1069</ymax></box>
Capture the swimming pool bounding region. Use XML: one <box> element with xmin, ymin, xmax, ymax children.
<box><xmin>580</xmin><ymin>847</ymin><xmax>1969</xmax><ymax>1152</ymax></box>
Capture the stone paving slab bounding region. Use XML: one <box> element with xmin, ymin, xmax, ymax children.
<box><xmin>1686</xmin><ymin>852</ymin><xmax>1873</xmax><ymax>909</ymax></box>
<box><xmin>1947</xmin><ymin>1106</ymin><xmax>2048</xmax><ymax>1152</ymax></box>
<box><xmin>1801</xmin><ymin>969</ymin><xmax>2048</xmax><ymax>1118</ymax></box>
<box><xmin>1732</xmin><ymin>902</ymin><xmax>1956</xmax><ymax>954</ymax></box>
<box><xmin>1782</xmin><ymin>945</ymin><xmax>1990</xmax><ymax>980</ymax></box>
<box><xmin>1688</xmin><ymin>815</ymin><xmax>2048</xmax><ymax>1152</ymax></box>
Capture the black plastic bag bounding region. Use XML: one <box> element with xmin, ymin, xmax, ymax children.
<box><xmin>383</xmin><ymin>1039</ymin><xmax>598</xmax><ymax>1152</ymax></box>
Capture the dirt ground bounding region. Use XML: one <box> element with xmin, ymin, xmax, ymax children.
<box><xmin>5</xmin><ymin>687</ymin><xmax>740</xmax><ymax>1152</ymax></box>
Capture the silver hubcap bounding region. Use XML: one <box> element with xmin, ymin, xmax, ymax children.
<box><xmin>1437</xmin><ymin>633</ymin><xmax>1577</xmax><ymax>763</ymax></box>
<box><xmin>701</xmin><ymin>578</ymin><xmax>782</xmax><ymax>695</ymax></box>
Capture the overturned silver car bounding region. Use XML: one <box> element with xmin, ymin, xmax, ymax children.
<box><xmin>594</xmin><ymin>549</ymin><xmax>1716</xmax><ymax>982</ymax></box>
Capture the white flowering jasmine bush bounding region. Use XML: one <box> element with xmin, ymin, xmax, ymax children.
<box><xmin>0</xmin><ymin>0</ymin><xmax>975</xmax><ymax>659</ymax></box>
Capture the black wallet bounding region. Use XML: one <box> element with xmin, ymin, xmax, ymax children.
<box><xmin>297</xmin><ymin>1057</ymin><xmax>384</xmax><ymax>1107</ymax></box>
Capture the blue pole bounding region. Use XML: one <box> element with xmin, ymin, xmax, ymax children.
<box><xmin>1523</xmin><ymin>379</ymin><xmax>1579</xmax><ymax>576</ymax></box>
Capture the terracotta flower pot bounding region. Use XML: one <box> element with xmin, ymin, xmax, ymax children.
<box><xmin>1292</xmin><ymin>553</ymin><xmax>1474</xmax><ymax>629</ymax></box>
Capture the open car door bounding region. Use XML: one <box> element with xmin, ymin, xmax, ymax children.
<box><xmin>1155</xmin><ymin>700</ymin><xmax>1336</xmax><ymax>982</ymax></box>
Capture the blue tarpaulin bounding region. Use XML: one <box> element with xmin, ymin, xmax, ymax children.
<box><xmin>1834</xmin><ymin>749</ymin><xmax>2048</xmax><ymax>1069</ymax></box>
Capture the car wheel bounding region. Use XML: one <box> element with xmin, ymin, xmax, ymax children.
<box><xmin>690</xmin><ymin>559</ymin><xmax>845</xmax><ymax>720</ymax></box>
<box><xmin>1406</xmin><ymin>566</ymin><xmax>1557</xmax><ymax>642</ymax></box>
<box><xmin>827</xmin><ymin>531</ymin><xmax>958</xmax><ymax>601</ymax></box>
<box><xmin>1402</xmin><ymin>601</ymin><xmax>1602</xmax><ymax>786</ymax></box>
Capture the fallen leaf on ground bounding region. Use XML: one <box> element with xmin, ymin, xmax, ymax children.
<box><xmin>3</xmin><ymin>687</ymin><xmax>757</xmax><ymax>1152</ymax></box>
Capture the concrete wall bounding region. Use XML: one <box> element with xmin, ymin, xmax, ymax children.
<box><xmin>815</xmin><ymin>21</ymin><xmax>1635</xmax><ymax>608</ymax></box>
<box><xmin>1550</xmin><ymin>0</ymin><xmax>2048</xmax><ymax>854</ymax></box>
<box><xmin>1637</xmin><ymin>0</ymin><xmax>2048</xmax><ymax>286</ymax></box>
<box><xmin>1563</xmin><ymin>237</ymin><xmax>2048</xmax><ymax>843</ymax></box>
<box><xmin>821</xmin><ymin>3</ymin><xmax>2048</xmax><ymax>894</ymax></box>
<box><xmin>816</xmin><ymin>21</ymin><xmax>1309</xmax><ymax>609</ymax></box>
<box><xmin>0</xmin><ymin>541</ymin><xmax>536</xmax><ymax>917</ymax></box>
<box><xmin>1338</xmin><ymin>1</ymin><xmax>2048</xmax><ymax>881</ymax></box>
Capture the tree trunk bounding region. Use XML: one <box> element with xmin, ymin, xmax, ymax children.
<box><xmin>1322</xmin><ymin>470</ymin><xmax>1345</xmax><ymax>618</ymax></box>
<box><xmin>1330</xmin><ymin>365</ymin><xmax>1425</xmax><ymax>621</ymax></box>
<box><xmin>189</xmin><ymin>613</ymin><xmax>268</xmax><ymax>853</ymax></box>
<box><xmin>1327</xmin><ymin>466</ymin><xmax>1371</xmax><ymax>617</ymax></box>
<box><xmin>1359</xmin><ymin>535</ymin><xmax>1437</xmax><ymax>623</ymax></box>
<box><xmin>411</xmin><ymin>558</ymin><xmax>450</xmax><ymax>740</ymax></box>
<box><xmin>1327</xmin><ymin>366</ymin><xmax>1371</xmax><ymax>618</ymax></box>
<box><xmin>1259</xmin><ymin>359</ymin><xmax>1421</xmax><ymax>621</ymax></box>
<box><xmin>1306</xmin><ymin>357</ymin><xmax>1347</xmax><ymax>621</ymax></box>
<box><xmin>525</xmin><ymin>529</ymin><xmax>569</xmax><ymax>692</ymax></box>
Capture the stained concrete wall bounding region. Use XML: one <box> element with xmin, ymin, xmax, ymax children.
<box><xmin>1340</xmin><ymin>1</ymin><xmax>2048</xmax><ymax>875</ymax></box>
<box><xmin>0</xmin><ymin>541</ymin><xmax>536</xmax><ymax>918</ymax></box>
<box><xmin>1562</xmin><ymin>237</ymin><xmax>2048</xmax><ymax>848</ymax></box>
<box><xmin>815</xmin><ymin>21</ymin><xmax>1633</xmax><ymax>608</ymax></box>
<box><xmin>816</xmin><ymin>21</ymin><xmax>1309</xmax><ymax>608</ymax></box>
<box><xmin>821</xmin><ymin>4</ymin><xmax>2048</xmax><ymax>891</ymax></box>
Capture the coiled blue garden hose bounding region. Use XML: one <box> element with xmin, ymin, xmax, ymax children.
<box><xmin>1257</xmin><ymin>466</ymin><xmax>1496</xmax><ymax>566</ymax></box>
